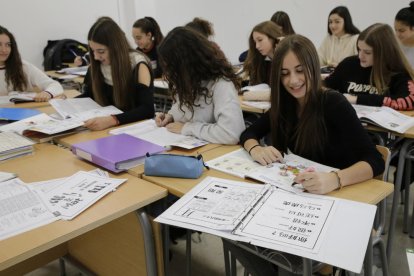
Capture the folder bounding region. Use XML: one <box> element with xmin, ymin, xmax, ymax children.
<box><xmin>71</xmin><ymin>134</ymin><xmax>165</xmax><ymax>173</ymax></box>
<box><xmin>0</xmin><ymin>108</ymin><xmax>41</xmax><ymax>121</ymax></box>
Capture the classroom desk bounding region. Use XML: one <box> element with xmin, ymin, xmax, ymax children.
<box><xmin>52</xmin><ymin>122</ymin><xmax>222</xmax><ymax>177</ymax></box>
<box><xmin>142</xmin><ymin>145</ymin><xmax>393</xmax><ymax>276</ymax></box>
<box><xmin>239</xmin><ymin>95</ymin><xmax>268</xmax><ymax>114</ymax></box>
<box><xmin>0</xmin><ymin>143</ymin><xmax>167</xmax><ymax>276</ymax></box>
<box><xmin>46</xmin><ymin>70</ymin><xmax>85</xmax><ymax>84</ymax></box>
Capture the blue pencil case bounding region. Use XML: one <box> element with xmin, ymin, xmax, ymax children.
<box><xmin>144</xmin><ymin>153</ymin><xmax>209</xmax><ymax>179</ymax></box>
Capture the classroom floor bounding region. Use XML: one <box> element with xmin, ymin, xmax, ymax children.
<box><xmin>26</xmin><ymin>168</ymin><xmax>414</xmax><ymax>276</ymax></box>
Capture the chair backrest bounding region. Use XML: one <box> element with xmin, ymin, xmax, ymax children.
<box><xmin>375</xmin><ymin>145</ymin><xmax>391</xmax><ymax>182</ymax></box>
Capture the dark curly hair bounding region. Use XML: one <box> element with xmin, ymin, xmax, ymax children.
<box><xmin>158</xmin><ymin>27</ymin><xmax>240</xmax><ymax>116</ymax></box>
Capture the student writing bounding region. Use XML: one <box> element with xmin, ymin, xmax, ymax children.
<box><xmin>80</xmin><ymin>17</ymin><xmax>154</xmax><ymax>130</ymax></box>
<box><xmin>324</xmin><ymin>23</ymin><xmax>414</xmax><ymax>110</ymax></box>
<box><xmin>155</xmin><ymin>27</ymin><xmax>245</xmax><ymax>145</ymax></box>
<box><xmin>0</xmin><ymin>26</ymin><xmax>63</xmax><ymax>102</ymax></box>
<box><xmin>241</xmin><ymin>34</ymin><xmax>384</xmax><ymax>194</ymax></box>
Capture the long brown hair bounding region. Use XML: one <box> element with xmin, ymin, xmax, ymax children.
<box><xmin>243</xmin><ymin>21</ymin><xmax>283</xmax><ymax>85</ymax></box>
<box><xmin>358</xmin><ymin>23</ymin><xmax>414</xmax><ymax>94</ymax></box>
<box><xmin>132</xmin><ymin>17</ymin><xmax>164</xmax><ymax>46</ymax></box>
<box><xmin>158</xmin><ymin>27</ymin><xmax>240</xmax><ymax>116</ymax></box>
<box><xmin>88</xmin><ymin>17</ymin><xmax>139</xmax><ymax>109</ymax></box>
<box><xmin>270</xmin><ymin>11</ymin><xmax>296</xmax><ymax>35</ymax></box>
<box><xmin>0</xmin><ymin>26</ymin><xmax>27</xmax><ymax>91</ymax></box>
<box><xmin>269</xmin><ymin>34</ymin><xmax>327</xmax><ymax>159</ymax></box>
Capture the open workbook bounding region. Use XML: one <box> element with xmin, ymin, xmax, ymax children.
<box><xmin>352</xmin><ymin>104</ymin><xmax>414</xmax><ymax>133</ymax></box>
<box><xmin>109</xmin><ymin>119</ymin><xmax>208</xmax><ymax>149</ymax></box>
<box><xmin>156</xmin><ymin>176</ymin><xmax>376</xmax><ymax>273</ymax></box>
<box><xmin>205</xmin><ymin>148</ymin><xmax>337</xmax><ymax>192</ymax></box>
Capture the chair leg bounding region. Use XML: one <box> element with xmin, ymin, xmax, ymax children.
<box><xmin>403</xmin><ymin>159</ymin><xmax>412</xmax><ymax>233</ymax></box>
<box><xmin>377</xmin><ymin>240</ymin><xmax>389</xmax><ymax>276</ymax></box>
<box><xmin>410</xmin><ymin>196</ymin><xmax>414</xmax><ymax>238</ymax></box>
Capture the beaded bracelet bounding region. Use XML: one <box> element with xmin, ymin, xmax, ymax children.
<box><xmin>248</xmin><ymin>144</ymin><xmax>260</xmax><ymax>155</ymax></box>
<box><xmin>331</xmin><ymin>171</ymin><xmax>343</xmax><ymax>190</ymax></box>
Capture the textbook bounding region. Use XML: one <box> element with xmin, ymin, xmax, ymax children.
<box><xmin>352</xmin><ymin>104</ymin><xmax>414</xmax><ymax>133</ymax></box>
<box><xmin>49</xmin><ymin>97</ymin><xmax>123</xmax><ymax>121</ymax></box>
<box><xmin>205</xmin><ymin>148</ymin><xmax>337</xmax><ymax>192</ymax></box>
<box><xmin>56</xmin><ymin>65</ymin><xmax>88</xmax><ymax>76</ymax></box>
<box><xmin>71</xmin><ymin>133</ymin><xmax>165</xmax><ymax>173</ymax></box>
<box><xmin>0</xmin><ymin>107</ymin><xmax>41</xmax><ymax>121</ymax></box>
<box><xmin>0</xmin><ymin>92</ymin><xmax>37</xmax><ymax>104</ymax></box>
<box><xmin>155</xmin><ymin>176</ymin><xmax>376</xmax><ymax>273</ymax></box>
<box><xmin>0</xmin><ymin>113</ymin><xmax>84</xmax><ymax>136</ymax></box>
<box><xmin>109</xmin><ymin>119</ymin><xmax>208</xmax><ymax>150</ymax></box>
<box><xmin>0</xmin><ymin>131</ymin><xmax>35</xmax><ymax>161</ymax></box>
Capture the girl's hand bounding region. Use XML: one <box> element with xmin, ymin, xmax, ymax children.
<box><xmin>249</xmin><ymin>145</ymin><xmax>284</xmax><ymax>166</ymax></box>
<box><xmin>294</xmin><ymin>171</ymin><xmax>338</xmax><ymax>194</ymax></box>
<box><xmin>165</xmin><ymin>122</ymin><xmax>184</xmax><ymax>133</ymax></box>
<box><xmin>84</xmin><ymin>116</ymin><xmax>117</xmax><ymax>131</ymax></box>
<box><xmin>34</xmin><ymin>91</ymin><xmax>52</xmax><ymax>102</ymax></box>
<box><xmin>155</xmin><ymin>112</ymin><xmax>173</xmax><ymax>126</ymax></box>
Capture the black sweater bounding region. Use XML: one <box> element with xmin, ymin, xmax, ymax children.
<box><xmin>240</xmin><ymin>90</ymin><xmax>384</xmax><ymax>176</ymax></box>
<box><xmin>79</xmin><ymin>62</ymin><xmax>154</xmax><ymax>125</ymax></box>
<box><xmin>324</xmin><ymin>55</ymin><xmax>414</xmax><ymax>110</ymax></box>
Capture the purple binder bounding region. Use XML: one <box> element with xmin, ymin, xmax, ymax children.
<box><xmin>71</xmin><ymin>134</ymin><xmax>165</xmax><ymax>173</ymax></box>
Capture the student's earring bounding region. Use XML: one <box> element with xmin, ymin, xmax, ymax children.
<box><xmin>151</xmin><ymin>36</ymin><xmax>155</xmax><ymax>41</ymax></box>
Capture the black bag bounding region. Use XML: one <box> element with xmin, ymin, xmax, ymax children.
<box><xmin>43</xmin><ymin>39</ymin><xmax>88</xmax><ymax>71</ymax></box>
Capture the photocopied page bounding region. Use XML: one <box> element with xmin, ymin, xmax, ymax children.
<box><xmin>0</xmin><ymin>178</ymin><xmax>58</xmax><ymax>241</ymax></box>
<box><xmin>49</xmin><ymin>98</ymin><xmax>123</xmax><ymax>121</ymax></box>
<box><xmin>234</xmin><ymin>188</ymin><xmax>336</xmax><ymax>253</ymax></box>
<box><xmin>352</xmin><ymin>104</ymin><xmax>414</xmax><ymax>133</ymax></box>
<box><xmin>56</xmin><ymin>66</ymin><xmax>88</xmax><ymax>76</ymax></box>
<box><xmin>109</xmin><ymin>119</ymin><xmax>208</xmax><ymax>149</ymax></box>
<box><xmin>155</xmin><ymin>177</ymin><xmax>268</xmax><ymax>231</ymax></box>
<box><xmin>30</xmin><ymin>171</ymin><xmax>127</xmax><ymax>220</ymax></box>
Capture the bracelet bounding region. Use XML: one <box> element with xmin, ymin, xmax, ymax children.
<box><xmin>111</xmin><ymin>115</ymin><xmax>120</xmax><ymax>126</ymax></box>
<box><xmin>248</xmin><ymin>144</ymin><xmax>260</xmax><ymax>155</ymax></box>
<box><xmin>44</xmin><ymin>91</ymin><xmax>54</xmax><ymax>98</ymax></box>
<box><xmin>331</xmin><ymin>171</ymin><xmax>343</xmax><ymax>190</ymax></box>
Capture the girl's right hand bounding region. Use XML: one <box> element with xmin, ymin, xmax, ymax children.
<box><xmin>155</xmin><ymin>112</ymin><xmax>173</xmax><ymax>127</ymax></box>
<box><xmin>249</xmin><ymin>145</ymin><xmax>284</xmax><ymax>166</ymax></box>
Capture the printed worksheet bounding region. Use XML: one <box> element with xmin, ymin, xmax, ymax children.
<box><xmin>235</xmin><ymin>189</ymin><xmax>335</xmax><ymax>253</ymax></box>
<box><xmin>0</xmin><ymin>178</ymin><xmax>58</xmax><ymax>241</ymax></box>
<box><xmin>32</xmin><ymin>171</ymin><xmax>126</xmax><ymax>220</ymax></box>
<box><xmin>110</xmin><ymin>119</ymin><xmax>208</xmax><ymax>149</ymax></box>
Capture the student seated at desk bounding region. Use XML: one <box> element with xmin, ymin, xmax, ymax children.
<box><xmin>132</xmin><ymin>17</ymin><xmax>164</xmax><ymax>78</ymax></box>
<box><xmin>243</xmin><ymin>21</ymin><xmax>284</xmax><ymax>86</ymax></box>
<box><xmin>318</xmin><ymin>6</ymin><xmax>360</xmax><ymax>68</ymax></box>
<box><xmin>241</xmin><ymin>34</ymin><xmax>384</xmax><ymax>194</ymax></box>
<box><xmin>0</xmin><ymin>26</ymin><xmax>63</xmax><ymax>102</ymax></box>
<box><xmin>324</xmin><ymin>23</ymin><xmax>414</xmax><ymax>111</ymax></box>
<box><xmin>155</xmin><ymin>27</ymin><xmax>245</xmax><ymax>145</ymax></box>
<box><xmin>394</xmin><ymin>1</ymin><xmax>414</xmax><ymax>69</ymax></box>
<box><xmin>80</xmin><ymin>17</ymin><xmax>154</xmax><ymax>131</ymax></box>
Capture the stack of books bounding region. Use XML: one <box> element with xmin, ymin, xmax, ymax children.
<box><xmin>0</xmin><ymin>131</ymin><xmax>35</xmax><ymax>161</ymax></box>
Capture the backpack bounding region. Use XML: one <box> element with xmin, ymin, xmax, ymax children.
<box><xmin>43</xmin><ymin>39</ymin><xmax>88</xmax><ymax>71</ymax></box>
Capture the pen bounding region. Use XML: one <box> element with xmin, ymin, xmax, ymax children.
<box><xmin>291</xmin><ymin>167</ymin><xmax>315</xmax><ymax>187</ymax></box>
<box><xmin>69</xmin><ymin>49</ymin><xmax>78</xmax><ymax>57</ymax></box>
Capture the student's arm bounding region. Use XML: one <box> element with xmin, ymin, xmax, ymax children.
<box><xmin>318</xmin><ymin>36</ymin><xmax>330</xmax><ymax>67</ymax></box>
<box><xmin>114</xmin><ymin>62</ymin><xmax>155</xmax><ymax>125</ymax></box>
<box><xmin>294</xmin><ymin>92</ymin><xmax>384</xmax><ymax>194</ymax></box>
<box><xmin>172</xmin><ymin>80</ymin><xmax>246</xmax><ymax>144</ymax></box>
<box><xmin>356</xmin><ymin>73</ymin><xmax>414</xmax><ymax>110</ymax></box>
<box><xmin>24</xmin><ymin>62</ymin><xmax>63</xmax><ymax>100</ymax></box>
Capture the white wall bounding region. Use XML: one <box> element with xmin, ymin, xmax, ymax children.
<box><xmin>1</xmin><ymin>0</ymin><xmax>408</xmax><ymax>68</ymax></box>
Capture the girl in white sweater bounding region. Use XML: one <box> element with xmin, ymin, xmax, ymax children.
<box><xmin>318</xmin><ymin>6</ymin><xmax>360</xmax><ymax>68</ymax></box>
<box><xmin>0</xmin><ymin>26</ymin><xmax>63</xmax><ymax>101</ymax></box>
<box><xmin>155</xmin><ymin>27</ymin><xmax>245</xmax><ymax>145</ymax></box>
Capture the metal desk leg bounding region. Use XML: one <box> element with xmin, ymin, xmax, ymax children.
<box><xmin>387</xmin><ymin>139</ymin><xmax>414</xmax><ymax>262</ymax></box>
<box><xmin>186</xmin><ymin>230</ymin><xmax>192</xmax><ymax>276</ymax></box>
<box><xmin>403</xmin><ymin>158</ymin><xmax>412</xmax><ymax>233</ymax></box>
<box><xmin>59</xmin><ymin>258</ymin><xmax>66</xmax><ymax>276</ymax></box>
<box><xmin>162</xmin><ymin>198</ymin><xmax>170</xmax><ymax>276</ymax></box>
<box><xmin>302</xmin><ymin>258</ymin><xmax>312</xmax><ymax>276</ymax></box>
<box><xmin>136</xmin><ymin>209</ymin><xmax>158</xmax><ymax>276</ymax></box>
<box><xmin>364</xmin><ymin>232</ymin><xmax>373</xmax><ymax>276</ymax></box>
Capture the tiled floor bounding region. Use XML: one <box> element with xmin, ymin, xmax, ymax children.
<box><xmin>26</xmin><ymin>170</ymin><xmax>414</xmax><ymax>276</ymax></box>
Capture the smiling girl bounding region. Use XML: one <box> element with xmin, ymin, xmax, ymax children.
<box><xmin>318</xmin><ymin>6</ymin><xmax>360</xmax><ymax>68</ymax></box>
<box><xmin>243</xmin><ymin>21</ymin><xmax>284</xmax><ymax>85</ymax></box>
<box><xmin>325</xmin><ymin>23</ymin><xmax>414</xmax><ymax>110</ymax></box>
<box><xmin>240</xmin><ymin>34</ymin><xmax>384</xmax><ymax>194</ymax></box>
<box><xmin>0</xmin><ymin>26</ymin><xmax>63</xmax><ymax>101</ymax></box>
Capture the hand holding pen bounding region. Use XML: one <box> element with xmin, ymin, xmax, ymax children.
<box><xmin>293</xmin><ymin>167</ymin><xmax>339</xmax><ymax>194</ymax></box>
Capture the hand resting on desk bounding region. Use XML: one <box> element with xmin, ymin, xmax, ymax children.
<box><xmin>84</xmin><ymin>116</ymin><xmax>118</xmax><ymax>131</ymax></box>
